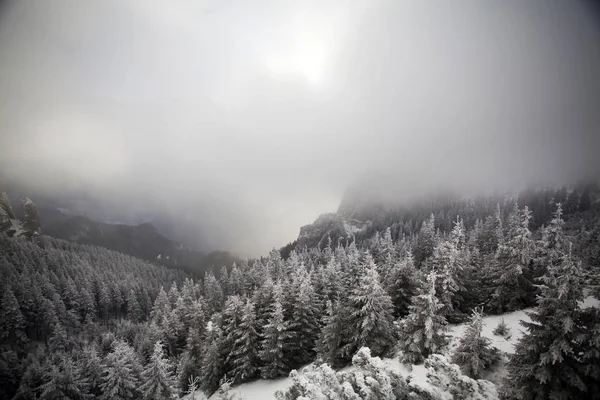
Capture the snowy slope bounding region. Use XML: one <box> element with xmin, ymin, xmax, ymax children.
<box><xmin>193</xmin><ymin>296</ymin><xmax>599</xmax><ymax>400</ymax></box>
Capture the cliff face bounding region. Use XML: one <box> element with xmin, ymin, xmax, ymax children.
<box><xmin>296</xmin><ymin>212</ymin><xmax>369</xmax><ymax>249</ymax></box>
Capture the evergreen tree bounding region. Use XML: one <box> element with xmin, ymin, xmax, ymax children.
<box><xmin>492</xmin><ymin>318</ymin><xmax>510</xmax><ymax>337</ymax></box>
<box><xmin>288</xmin><ymin>272</ymin><xmax>321</xmax><ymax>366</ymax></box>
<box><xmin>228</xmin><ymin>299</ymin><xmax>260</xmax><ymax>384</ymax></box>
<box><xmin>126</xmin><ymin>288</ymin><xmax>143</xmax><ymax>322</ymax></box>
<box><xmin>39</xmin><ymin>355</ymin><xmax>90</xmax><ymax>400</ymax></box>
<box><xmin>343</xmin><ymin>253</ymin><xmax>396</xmax><ymax>359</ymax></box>
<box><xmin>398</xmin><ymin>272</ymin><xmax>449</xmax><ymax>364</ymax></box>
<box><xmin>100</xmin><ymin>340</ymin><xmax>142</xmax><ymax>400</ymax></box>
<box><xmin>414</xmin><ymin>213</ymin><xmax>437</xmax><ymax>266</ymax></box>
<box><xmin>452</xmin><ymin>308</ymin><xmax>500</xmax><ymax>379</ymax></box>
<box><xmin>505</xmin><ymin>243</ymin><xmax>600</xmax><ymax>400</ymax></box>
<box><xmin>259</xmin><ymin>285</ymin><xmax>292</xmax><ymax>379</ymax></box>
<box><xmin>490</xmin><ymin>205</ymin><xmax>536</xmax><ymax>313</ymax></box>
<box><xmin>48</xmin><ymin>322</ymin><xmax>69</xmax><ymax>353</ymax></box>
<box><xmin>140</xmin><ymin>341</ymin><xmax>176</xmax><ymax>400</ymax></box>
<box><xmin>385</xmin><ymin>250</ymin><xmax>418</xmax><ymax>318</ymax></box>
<box><xmin>315</xmin><ymin>300</ymin><xmax>344</xmax><ymax>368</ymax></box>
<box><xmin>0</xmin><ymin>287</ymin><xmax>27</xmax><ymax>345</ymax></box>
<box><xmin>221</xmin><ymin>295</ymin><xmax>245</xmax><ymax>375</ymax></box>
<box><xmin>204</xmin><ymin>272</ymin><xmax>224</xmax><ymax>316</ymax></box>
<box><xmin>200</xmin><ymin>321</ymin><xmax>225</xmax><ymax>396</ymax></box>
<box><xmin>81</xmin><ymin>344</ymin><xmax>103</xmax><ymax>397</ymax></box>
<box><xmin>150</xmin><ymin>287</ymin><xmax>171</xmax><ymax>326</ymax></box>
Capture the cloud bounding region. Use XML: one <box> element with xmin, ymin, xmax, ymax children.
<box><xmin>0</xmin><ymin>0</ymin><xmax>599</xmax><ymax>255</ymax></box>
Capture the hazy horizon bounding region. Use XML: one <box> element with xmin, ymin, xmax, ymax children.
<box><xmin>1</xmin><ymin>0</ymin><xmax>599</xmax><ymax>256</ymax></box>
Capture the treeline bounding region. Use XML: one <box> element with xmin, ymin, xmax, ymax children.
<box><xmin>0</xmin><ymin>234</ymin><xmax>188</xmax><ymax>399</ymax></box>
<box><xmin>1</xmin><ymin>185</ymin><xmax>600</xmax><ymax>399</ymax></box>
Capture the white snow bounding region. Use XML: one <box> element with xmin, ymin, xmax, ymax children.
<box><xmin>191</xmin><ymin>296</ymin><xmax>599</xmax><ymax>400</ymax></box>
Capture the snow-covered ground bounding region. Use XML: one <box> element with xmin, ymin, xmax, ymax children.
<box><xmin>193</xmin><ymin>296</ymin><xmax>599</xmax><ymax>400</ymax></box>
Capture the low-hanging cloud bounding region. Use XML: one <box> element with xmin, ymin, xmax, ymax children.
<box><xmin>1</xmin><ymin>0</ymin><xmax>599</xmax><ymax>256</ymax></box>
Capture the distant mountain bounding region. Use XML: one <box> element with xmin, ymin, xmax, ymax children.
<box><xmin>43</xmin><ymin>215</ymin><xmax>240</xmax><ymax>277</ymax></box>
<box><xmin>1</xmin><ymin>184</ymin><xmax>239</xmax><ymax>277</ymax></box>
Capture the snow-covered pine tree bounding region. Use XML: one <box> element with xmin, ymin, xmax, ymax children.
<box><xmin>200</xmin><ymin>319</ymin><xmax>225</xmax><ymax>396</ymax></box>
<box><xmin>100</xmin><ymin>340</ymin><xmax>143</xmax><ymax>400</ymax></box>
<box><xmin>82</xmin><ymin>344</ymin><xmax>104</xmax><ymax>397</ymax></box>
<box><xmin>0</xmin><ymin>287</ymin><xmax>27</xmax><ymax>346</ymax></box>
<box><xmin>504</xmin><ymin>241</ymin><xmax>600</xmax><ymax>400</ymax></box>
<box><xmin>139</xmin><ymin>341</ymin><xmax>176</xmax><ymax>400</ymax></box>
<box><xmin>150</xmin><ymin>287</ymin><xmax>171</xmax><ymax>326</ymax></box>
<box><xmin>228</xmin><ymin>299</ymin><xmax>260</xmax><ymax>384</ymax></box>
<box><xmin>385</xmin><ymin>250</ymin><xmax>418</xmax><ymax>318</ymax></box>
<box><xmin>316</xmin><ymin>300</ymin><xmax>344</xmax><ymax>368</ymax></box>
<box><xmin>414</xmin><ymin>213</ymin><xmax>437</xmax><ymax>266</ymax></box>
<box><xmin>398</xmin><ymin>272</ymin><xmax>449</xmax><ymax>364</ymax></box>
<box><xmin>228</xmin><ymin>264</ymin><xmax>244</xmax><ymax>296</ymax></box>
<box><xmin>219</xmin><ymin>265</ymin><xmax>230</xmax><ymax>296</ymax></box>
<box><xmin>126</xmin><ymin>287</ymin><xmax>143</xmax><ymax>322</ymax></box>
<box><xmin>288</xmin><ymin>271</ymin><xmax>321</xmax><ymax>367</ymax></box>
<box><xmin>492</xmin><ymin>318</ymin><xmax>510</xmax><ymax>337</ymax></box>
<box><xmin>259</xmin><ymin>284</ymin><xmax>292</xmax><ymax>379</ymax></box>
<box><xmin>343</xmin><ymin>252</ymin><xmax>396</xmax><ymax>359</ymax></box>
<box><xmin>204</xmin><ymin>272</ymin><xmax>224</xmax><ymax>316</ymax></box>
<box><xmin>39</xmin><ymin>354</ymin><xmax>90</xmax><ymax>400</ymax></box>
<box><xmin>478</xmin><ymin>203</ymin><xmax>503</xmax><ymax>255</ymax></box>
<box><xmin>490</xmin><ymin>205</ymin><xmax>536</xmax><ymax>313</ymax></box>
<box><xmin>221</xmin><ymin>295</ymin><xmax>245</xmax><ymax>375</ymax></box>
<box><xmin>451</xmin><ymin>308</ymin><xmax>500</xmax><ymax>379</ymax></box>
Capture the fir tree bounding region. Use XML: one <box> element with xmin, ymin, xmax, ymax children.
<box><xmin>490</xmin><ymin>205</ymin><xmax>536</xmax><ymax>313</ymax></box>
<box><xmin>315</xmin><ymin>300</ymin><xmax>344</xmax><ymax>368</ymax></box>
<box><xmin>81</xmin><ymin>344</ymin><xmax>104</xmax><ymax>397</ymax></box>
<box><xmin>259</xmin><ymin>285</ymin><xmax>292</xmax><ymax>379</ymax></box>
<box><xmin>385</xmin><ymin>250</ymin><xmax>418</xmax><ymax>318</ymax></box>
<box><xmin>100</xmin><ymin>340</ymin><xmax>142</xmax><ymax>400</ymax></box>
<box><xmin>492</xmin><ymin>318</ymin><xmax>510</xmax><ymax>337</ymax></box>
<box><xmin>398</xmin><ymin>272</ymin><xmax>449</xmax><ymax>364</ymax></box>
<box><xmin>126</xmin><ymin>288</ymin><xmax>143</xmax><ymax>322</ymax></box>
<box><xmin>0</xmin><ymin>287</ymin><xmax>27</xmax><ymax>345</ymax></box>
<box><xmin>39</xmin><ymin>355</ymin><xmax>90</xmax><ymax>400</ymax></box>
<box><xmin>228</xmin><ymin>299</ymin><xmax>260</xmax><ymax>384</ymax></box>
<box><xmin>414</xmin><ymin>213</ymin><xmax>437</xmax><ymax>266</ymax></box>
<box><xmin>452</xmin><ymin>308</ymin><xmax>500</xmax><ymax>379</ymax></box>
<box><xmin>200</xmin><ymin>321</ymin><xmax>225</xmax><ymax>396</ymax></box>
<box><xmin>150</xmin><ymin>287</ymin><xmax>171</xmax><ymax>326</ymax></box>
<box><xmin>343</xmin><ymin>253</ymin><xmax>396</xmax><ymax>359</ymax></box>
<box><xmin>204</xmin><ymin>272</ymin><xmax>224</xmax><ymax>316</ymax></box>
<box><xmin>140</xmin><ymin>341</ymin><xmax>176</xmax><ymax>400</ymax></box>
<box><xmin>505</xmin><ymin>244</ymin><xmax>599</xmax><ymax>400</ymax></box>
<box><xmin>288</xmin><ymin>272</ymin><xmax>321</xmax><ymax>366</ymax></box>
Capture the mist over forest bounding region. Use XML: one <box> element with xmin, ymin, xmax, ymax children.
<box><xmin>1</xmin><ymin>1</ymin><xmax>600</xmax><ymax>400</ymax></box>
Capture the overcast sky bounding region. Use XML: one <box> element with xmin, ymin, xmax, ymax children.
<box><xmin>1</xmin><ymin>0</ymin><xmax>599</xmax><ymax>255</ymax></box>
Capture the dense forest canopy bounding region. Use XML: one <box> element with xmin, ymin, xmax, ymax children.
<box><xmin>1</xmin><ymin>182</ymin><xmax>599</xmax><ymax>399</ymax></box>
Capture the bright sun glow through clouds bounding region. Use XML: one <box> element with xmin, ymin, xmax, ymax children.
<box><xmin>263</xmin><ymin>5</ymin><xmax>356</xmax><ymax>87</ymax></box>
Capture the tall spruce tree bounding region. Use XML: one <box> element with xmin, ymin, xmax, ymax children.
<box><xmin>315</xmin><ymin>300</ymin><xmax>344</xmax><ymax>368</ymax></box>
<box><xmin>259</xmin><ymin>284</ymin><xmax>292</xmax><ymax>379</ymax></box>
<box><xmin>200</xmin><ymin>321</ymin><xmax>225</xmax><ymax>396</ymax></box>
<box><xmin>491</xmin><ymin>205</ymin><xmax>536</xmax><ymax>313</ymax></box>
<box><xmin>288</xmin><ymin>272</ymin><xmax>321</xmax><ymax>367</ymax></box>
<box><xmin>228</xmin><ymin>299</ymin><xmax>260</xmax><ymax>384</ymax></box>
<box><xmin>100</xmin><ymin>340</ymin><xmax>142</xmax><ymax>400</ymax></box>
<box><xmin>398</xmin><ymin>272</ymin><xmax>449</xmax><ymax>364</ymax></box>
<box><xmin>343</xmin><ymin>253</ymin><xmax>396</xmax><ymax>359</ymax></box>
<box><xmin>385</xmin><ymin>250</ymin><xmax>418</xmax><ymax>319</ymax></box>
<box><xmin>452</xmin><ymin>308</ymin><xmax>499</xmax><ymax>379</ymax></box>
<box><xmin>505</xmin><ymin>238</ymin><xmax>600</xmax><ymax>399</ymax></box>
<box><xmin>140</xmin><ymin>341</ymin><xmax>176</xmax><ymax>400</ymax></box>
